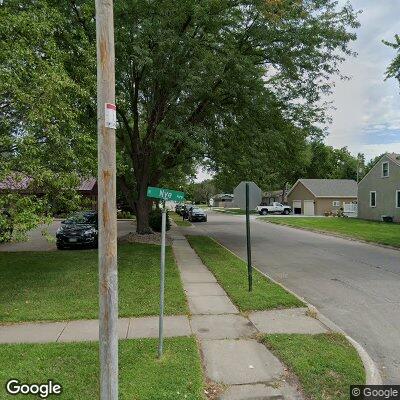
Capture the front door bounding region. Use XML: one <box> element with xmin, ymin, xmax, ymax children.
<box><xmin>303</xmin><ymin>200</ymin><xmax>315</xmax><ymax>216</ymax></box>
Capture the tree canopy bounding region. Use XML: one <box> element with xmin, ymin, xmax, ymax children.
<box><xmin>1</xmin><ymin>0</ymin><xmax>360</xmax><ymax>233</ymax></box>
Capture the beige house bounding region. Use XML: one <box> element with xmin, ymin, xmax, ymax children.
<box><xmin>358</xmin><ymin>153</ymin><xmax>400</xmax><ymax>222</ymax></box>
<box><xmin>287</xmin><ymin>179</ymin><xmax>358</xmax><ymax>216</ymax></box>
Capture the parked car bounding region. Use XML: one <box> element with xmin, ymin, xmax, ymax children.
<box><xmin>56</xmin><ymin>211</ymin><xmax>98</xmax><ymax>250</ymax></box>
<box><xmin>175</xmin><ymin>204</ymin><xmax>184</xmax><ymax>215</ymax></box>
<box><xmin>256</xmin><ymin>202</ymin><xmax>291</xmax><ymax>215</ymax></box>
<box><xmin>189</xmin><ymin>207</ymin><xmax>207</xmax><ymax>222</ymax></box>
<box><xmin>0</xmin><ymin>209</ymin><xmax>13</xmax><ymax>243</ymax></box>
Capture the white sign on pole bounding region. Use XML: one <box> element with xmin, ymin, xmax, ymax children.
<box><xmin>233</xmin><ymin>181</ymin><xmax>262</xmax><ymax>210</ymax></box>
<box><xmin>105</xmin><ymin>103</ymin><xmax>117</xmax><ymax>129</ymax></box>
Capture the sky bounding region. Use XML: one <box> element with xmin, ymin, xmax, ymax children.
<box><xmin>326</xmin><ymin>0</ymin><xmax>400</xmax><ymax>160</ymax></box>
<box><xmin>196</xmin><ymin>1</ymin><xmax>400</xmax><ymax>182</ymax></box>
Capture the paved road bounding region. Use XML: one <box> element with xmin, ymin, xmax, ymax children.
<box><xmin>0</xmin><ymin>220</ymin><xmax>135</xmax><ymax>252</ymax></box>
<box><xmin>188</xmin><ymin>211</ymin><xmax>400</xmax><ymax>383</ymax></box>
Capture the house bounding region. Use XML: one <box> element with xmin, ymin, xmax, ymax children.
<box><xmin>0</xmin><ymin>174</ymin><xmax>98</xmax><ymax>208</ymax></box>
<box><xmin>210</xmin><ymin>193</ymin><xmax>234</xmax><ymax>208</ymax></box>
<box><xmin>262</xmin><ymin>189</ymin><xmax>288</xmax><ymax>205</ymax></box>
<box><xmin>358</xmin><ymin>153</ymin><xmax>400</xmax><ymax>222</ymax></box>
<box><xmin>287</xmin><ymin>179</ymin><xmax>358</xmax><ymax>216</ymax></box>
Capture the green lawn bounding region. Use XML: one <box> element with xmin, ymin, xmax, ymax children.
<box><xmin>263</xmin><ymin>333</ymin><xmax>365</xmax><ymax>400</ymax></box>
<box><xmin>0</xmin><ymin>243</ymin><xmax>188</xmax><ymax>323</ymax></box>
<box><xmin>169</xmin><ymin>212</ymin><xmax>192</xmax><ymax>227</ymax></box>
<box><xmin>261</xmin><ymin>217</ymin><xmax>400</xmax><ymax>248</ymax></box>
<box><xmin>0</xmin><ymin>337</ymin><xmax>204</xmax><ymax>400</ymax></box>
<box><xmin>214</xmin><ymin>208</ymin><xmax>257</xmax><ymax>215</ymax></box>
<box><xmin>186</xmin><ymin>236</ymin><xmax>303</xmax><ymax>311</ymax></box>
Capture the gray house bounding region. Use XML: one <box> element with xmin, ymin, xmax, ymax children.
<box><xmin>358</xmin><ymin>153</ymin><xmax>400</xmax><ymax>222</ymax></box>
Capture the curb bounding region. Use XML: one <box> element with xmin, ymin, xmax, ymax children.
<box><xmin>205</xmin><ymin>235</ymin><xmax>383</xmax><ymax>385</ymax></box>
<box><xmin>256</xmin><ymin>218</ymin><xmax>399</xmax><ymax>252</ymax></box>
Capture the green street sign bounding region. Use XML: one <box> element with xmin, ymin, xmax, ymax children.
<box><xmin>147</xmin><ymin>186</ymin><xmax>185</xmax><ymax>202</ymax></box>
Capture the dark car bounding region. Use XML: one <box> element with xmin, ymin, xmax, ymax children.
<box><xmin>189</xmin><ymin>207</ymin><xmax>207</xmax><ymax>222</ymax></box>
<box><xmin>0</xmin><ymin>209</ymin><xmax>13</xmax><ymax>243</ymax></box>
<box><xmin>175</xmin><ymin>204</ymin><xmax>184</xmax><ymax>215</ymax></box>
<box><xmin>56</xmin><ymin>211</ymin><xmax>98</xmax><ymax>250</ymax></box>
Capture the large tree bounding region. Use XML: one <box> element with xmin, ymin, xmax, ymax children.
<box><xmin>385</xmin><ymin>34</ymin><xmax>400</xmax><ymax>83</ymax></box>
<box><xmin>1</xmin><ymin>0</ymin><xmax>359</xmax><ymax>233</ymax></box>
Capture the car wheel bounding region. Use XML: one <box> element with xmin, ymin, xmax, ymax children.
<box><xmin>283</xmin><ymin>209</ymin><xmax>289</xmax><ymax>215</ymax></box>
<box><xmin>261</xmin><ymin>209</ymin><xmax>268</xmax><ymax>215</ymax></box>
<box><xmin>56</xmin><ymin>243</ymin><xmax>65</xmax><ymax>250</ymax></box>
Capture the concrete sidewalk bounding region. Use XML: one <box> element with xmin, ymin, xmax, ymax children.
<box><xmin>171</xmin><ymin>229</ymin><xmax>328</xmax><ymax>400</ymax></box>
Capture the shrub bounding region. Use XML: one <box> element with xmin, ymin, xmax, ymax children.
<box><xmin>149</xmin><ymin>209</ymin><xmax>171</xmax><ymax>232</ymax></box>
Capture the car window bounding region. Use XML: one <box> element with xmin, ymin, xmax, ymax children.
<box><xmin>65</xmin><ymin>212</ymin><xmax>97</xmax><ymax>225</ymax></box>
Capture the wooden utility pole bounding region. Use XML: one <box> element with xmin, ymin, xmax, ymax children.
<box><xmin>95</xmin><ymin>1</ymin><xmax>118</xmax><ymax>399</ymax></box>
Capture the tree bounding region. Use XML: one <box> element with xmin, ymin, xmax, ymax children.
<box><xmin>384</xmin><ymin>34</ymin><xmax>400</xmax><ymax>83</ymax></box>
<box><xmin>1</xmin><ymin>0</ymin><xmax>359</xmax><ymax>233</ymax></box>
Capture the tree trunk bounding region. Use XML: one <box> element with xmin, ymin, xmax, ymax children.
<box><xmin>135</xmin><ymin>193</ymin><xmax>153</xmax><ymax>234</ymax></box>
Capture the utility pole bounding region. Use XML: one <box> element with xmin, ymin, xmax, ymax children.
<box><xmin>96</xmin><ymin>1</ymin><xmax>118</xmax><ymax>399</ymax></box>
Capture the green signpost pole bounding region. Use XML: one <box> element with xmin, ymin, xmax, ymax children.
<box><xmin>158</xmin><ymin>200</ymin><xmax>166</xmax><ymax>358</ymax></box>
<box><xmin>146</xmin><ymin>186</ymin><xmax>185</xmax><ymax>357</ymax></box>
<box><xmin>246</xmin><ymin>182</ymin><xmax>253</xmax><ymax>292</ymax></box>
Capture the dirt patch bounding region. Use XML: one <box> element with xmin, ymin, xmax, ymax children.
<box><xmin>118</xmin><ymin>231</ymin><xmax>172</xmax><ymax>245</ymax></box>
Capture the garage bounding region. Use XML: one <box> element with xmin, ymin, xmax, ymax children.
<box><xmin>287</xmin><ymin>179</ymin><xmax>358</xmax><ymax>216</ymax></box>
<box><xmin>303</xmin><ymin>200</ymin><xmax>315</xmax><ymax>216</ymax></box>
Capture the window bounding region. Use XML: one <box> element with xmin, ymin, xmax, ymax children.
<box><xmin>332</xmin><ymin>201</ymin><xmax>340</xmax><ymax>207</ymax></box>
<box><xmin>397</xmin><ymin>190</ymin><xmax>400</xmax><ymax>208</ymax></box>
<box><xmin>370</xmin><ymin>191</ymin><xmax>376</xmax><ymax>208</ymax></box>
<box><xmin>382</xmin><ymin>162</ymin><xmax>389</xmax><ymax>177</ymax></box>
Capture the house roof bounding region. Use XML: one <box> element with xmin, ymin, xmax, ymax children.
<box><xmin>288</xmin><ymin>179</ymin><xmax>358</xmax><ymax>198</ymax></box>
<box><xmin>0</xmin><ymin>174</ymin><xmax>97</xmax><ymax>192</ymax></box>
<box><xmin>386</xmin><ymin>153</ymin><xmax>400</xmax><ymax>166</ymax></box>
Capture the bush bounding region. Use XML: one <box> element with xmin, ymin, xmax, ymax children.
<box><xmin>149</xmin><ymin>209</ymin><xmax>171</xmax><ymax>232</ymax></box>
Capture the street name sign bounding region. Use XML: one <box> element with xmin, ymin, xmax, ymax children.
<box><xmin>147</xmin><ymin>186</ymin><xmax>185</xmax><ymax>202</ymax></box>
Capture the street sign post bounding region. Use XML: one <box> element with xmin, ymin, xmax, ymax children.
<box><xmin>147</xmin><ymin>186</ymin><xmax>185</xmax><ymax>357</ymax></box>
<box><xmin>234</xmin><ymin>181</ymin><xmax>261</xmax><ymax>292</ymax></box>
<box><xmin>245</xmin><ymin>183</ymin><xmax>253</xmax><ymax>292</ymax></box>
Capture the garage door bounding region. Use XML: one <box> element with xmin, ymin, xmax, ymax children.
<box><xmin>304</xmin><ymin>200</ymin><xmax>315</xmax><ymax>216</ymax></box>
<box><xmin>293</xmin><ymin>200</ymin><xmax>302</xmax><ymax>215</ymax></box>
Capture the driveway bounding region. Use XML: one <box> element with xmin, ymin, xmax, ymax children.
<box><xmin>187</xmin><ymin>211</ymin><xmax>400</xmax><ymax>383</ymax></box>
<box><xmin>0</xmin><ymin>220</ymin><xmax>136</xmax><ymax>252</ymax></box>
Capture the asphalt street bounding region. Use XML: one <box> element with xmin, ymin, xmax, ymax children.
<box><xmin>188</xmin><ymin>211</ymin><xmax>400</xmax><ymax>384</ymax></box>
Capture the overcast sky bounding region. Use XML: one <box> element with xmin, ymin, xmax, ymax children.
<box><xmin>196</xmin><ymin>2</ymin><xmax>400</xmax><ymax>182</ymax></box>
<box><xmin>327</xmin><ymin>0</ymin><xmax>400</xmax><ymax>161</ymax></box>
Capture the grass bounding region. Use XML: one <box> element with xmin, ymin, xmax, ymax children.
<box><xmin>261</xmin><ymin>217</ymin><xmax>400</xmax><ymax>248</ymax></box>
<box><xmin>214</xmin><ymin>208</ymin><xmax>257</xmax><ymax>215</ymax></box>
<box><xmin>0</xmin><ymin>243</ymin><xmax>188</xmax><ymax>323</ymax></box>
<box><xmin>262</xmin><ymin>333</ymin><xmax>365</xmax><ymax>400</ymax></box>
<box><xmin>169</xmin><ymin>212</ymin><xmax>192</xmax><ymax>227</ymax></box>
<box><xmin>0</xmin><ymin>337</ymin><xmax>204</xmax><ymax>400</ymax></box>
<box><xmin>186</xmin><ymin>235</ymin><xmax>303</xmax><ymax>311</ymax></box>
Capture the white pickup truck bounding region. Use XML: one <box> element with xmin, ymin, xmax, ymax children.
<box><xmin>256</xmin><ymin>202</ymin><xmax>291</xmax><ymax>215</ymax></box>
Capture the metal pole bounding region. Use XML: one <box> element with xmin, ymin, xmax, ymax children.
<box><xmin>158</xmin><ymin>202</ymin><xmax>167</xmax><ymax>358</ymax></box>
<box><xmin>96</xmin><ymin>1</ymin><xmax>118</xmax><ymax>399</ymax></box>
<box><xmin>245</xmin><ymin>183</ymin><xmax>253</xmax><ymax>292</ymax></box>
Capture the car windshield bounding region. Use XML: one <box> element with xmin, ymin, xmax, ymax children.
<box><xmin>64</xmin><ymin>212</ymin><xmax>97</xmax><ymax>225</ymax></box>
<box><xmin>192</xmin><ymin>208</ymin><xmax>203</xmax><ymax>213</ymax></box>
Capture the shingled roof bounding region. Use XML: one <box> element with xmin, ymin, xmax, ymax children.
<box><xmin>386</xmin><ymin>153</ymin><xmax>400</xmax><ymax>166</ymax></box>
<box><xmin>289</xmin><ymin>179</ymin><xmax>358</xmax><ymax>198</ymax></box>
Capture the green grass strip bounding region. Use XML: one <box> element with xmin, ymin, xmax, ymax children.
<box><xmin>0</xmin><ymin>337</ymin><xmax>204</xmax><ymax>400</ymax></box>
<box><xmin>186</xmin><ymin>235</ymin><xmax>303</xmax><ymax>311</ymax></box>
<box><xmin>261</xmin><ymin>217</ymin><xmax>400</xmax><ymax>248</ymax></box>
<box><xmin>0</xmin><ymin>243</ymin><xmax>188</xmax><ymax>323</ymax></box>
<box><xmin>169</xmin><ymin>212</ymin><xmax>192</xmax><ymax>227</ymax></box>
<box><xmin>263</xmin><ymin>333</ymin><xmax>365</xmax><ymax>400</ymax></box>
